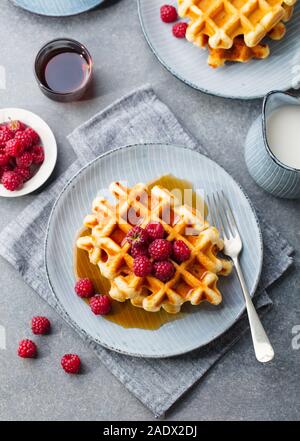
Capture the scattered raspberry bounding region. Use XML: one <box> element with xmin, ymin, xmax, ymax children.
<box><xmin>17</xmin><ymin>339</ymin><xmax>37</xmax><ymax>358</ymax></box>
<box><xmin>14</xmin><ymin>166</ymin><xmax>31</xmax><ymax>182</ymax></box>
<box><xmin>25</xmin><ymin>127</ymin><xmax>40</xmax><ymax>145</ymax></box>
<box><xmin>145</xmin><ymin>222</ymin><xmax>165</xmax><ymax>241</ymax></box>
<box><xmin>126</xmin><ymin>226</ymin><xmax>149</xmax><ymax>246</ymax></box>
<box><xmin>14</xmin><ymin>130</ymin><xmax>32</xmax><ymax>150</ymax></box>
<box><xmin>0</xmin><ymin>153</ymin><xmax>10</xmax><ymax>166</ymax></box>
<box><xmin>0</xmin><ymin>129</ymin><xmax>13</xmax><ymax>147</ymax></box>
<box><xmin>90</xmin><ymin>295</ymin><xmax>111</xmax><ymax>315</ymax></box>
<box><xmin>2</xmin><ymin>171</ymin><xmax>23</xmax><ymax>191</ymax></box>
<box><xmin>153</xmin><ymin>260</ymin><xmax>175</xmax><ymax>282</ymax></box>
<box><xmin>172</xmin><ymin>22</ymin><xmax>188</xmax><ymax>38</ymax></box>
<box><xmin>7</xmin><ymin>120</ymin><xmax>26</xmax><ymax>133</ymax></box>
<box><xmin>61</xmin><ymin>354</ymin><xmax>81</xmax><ymax>374</ymax></box>
<box><xmin>173</xmin><ymin>240</ymin><xmax>191</xmax><ymax>262</ymax></box>
<box><xmin>75</xmin><ymin>278</ymin><xmax>94</xmax><ymax>298</ymax></box>
<box><xmin>16</xmin><ymin>151</ymin><xmax>33</xmax><ymax>168</ymax></box>
<box><xmin>31</xmin><ymin>316</ymin><xmax>51</xmax><ymax>335</ymax></box>
<box><xmin>160</xmin><ymin>4</ymin><xmax>178</xmax><ymax>23</ymax></box>
<box><xmin>131</xmin><ymin>242</ymin><xmax>149</xmax><ymax>258</ymax></box>
<box><xmin>149</xmin><ymin>238</ymin><xmax>172</xmax><ymax>261</ymax></box>
<box><xmin>5</xmin><ymin>138</ymin><xmax>24</xmax><ymax>157</ymax></box>
<box><xmin>32</xmin><ymin>146</ymin><xmax>44</xmax><ymax>164</ymax></box>
<box><xmin>133</xmin><ymin>255</ymin><xmax>153</xmax><ymax>277</ymax></box>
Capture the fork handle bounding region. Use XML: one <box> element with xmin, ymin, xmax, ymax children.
<box><xmin>233</xmin><ymin>257</ymin><xmax>274</xmax><ymax>363</ymax></box>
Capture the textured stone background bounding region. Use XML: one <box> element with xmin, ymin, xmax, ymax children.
<box><xmin>0</xmin><ymin>0</ymin><xmax>299</xmax><ymax>421</ymax></box>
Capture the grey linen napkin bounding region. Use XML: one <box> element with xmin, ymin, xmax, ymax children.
<box><xmin>0</xmin><ymin>86</ymin><xmax>294</xmax><ymax>417</ymax></box>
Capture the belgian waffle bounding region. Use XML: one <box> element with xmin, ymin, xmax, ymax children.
<box><xmin>77</xmin><ymin>181</ymin><xmax>232</xmax><ymax>314</ymax></box>
<box><xmin>178</xmin><ymin>0</ymin><xmax>297</xmax><ymax>49</ymax></box>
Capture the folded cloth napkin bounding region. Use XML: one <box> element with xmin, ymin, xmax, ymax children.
<box><xmin>0</xmin><ymin>86</ymin><xmax>293</xmax><ymax>417</ymax></box>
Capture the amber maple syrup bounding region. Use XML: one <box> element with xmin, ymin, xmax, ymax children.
<box><xmin>73</xmin><ymin>175</ymin><xmax>206</xmax><ymax>330</ymax></box>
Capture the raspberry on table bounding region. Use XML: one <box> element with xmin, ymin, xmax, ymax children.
<box><xmin>131</xmin><ymin>242</ymin><xmax>149</xmax><ymax>258</ymax></box>
<box><xmin>126</xmin><ymin>226</ymin><xmax>149</xmax><ymax>246</ymax></box>
<box><xmin>160</xmin><ymin>4</ymin><xmax>178</xmax><ymax>23</ymax></box>
<box><xmin>90</xmin><ymin>294</ymin><xmax>112</xmax><ymax>315</ymax></box>
<box><xmin>16</xmin><ymin>151</ymin><xmax>33</xmax><ymax>168</ymax></box>
<box><xmin>75</xmin><ymin>278</ymin><xmax>94</xmax><ymax>298</ymax></box>
<box><xmin>31</xmin><ymin>316</ymin><xmax>51</xmax><ymax>335</ymax></box>
<box><xmin>17</xmin><ymin>339</ymin><xmax>37</xmax><ymax>358</ymax></box>
<box><xmin>133</xmin><ymin>255</ymin><xmax>153</xmax><ymax>277</ymax></box>
<box><xmin>14</xmin><ymin>166</ymin><xmax>31</xmax><ymax>182</ymax></box>
<box><xmin>61</xmin><ymin>354</ymin><xmax>81</xmax><ymax>374</ymax></box>
<box><xmin>0</xmin><ymin>153</ymin><xmax>10</xmax><ymax>166</ymax></box>
<box><xmin>2</xmin><ymin>170</ymin><xmax>23</xmax><ymax>191</ymax></box>
<box><xmin>173</xmin><ymin>240</ymin><xmax>191</xmax><ymax>262</ymax></box>
<box><xmin>32</xmin><ymin>146</ymin><xmax>45</xmax><ymax>164</ymax></box>
<box><xmin>149</xmin><ymin>238</ymin><xmax>172</xmax><ymax>261</ymax></box>
<box><xmin>0</xmin><ymin>129</ymin><xmax>13</xmax><ymax>147</ymax></box>
<box><xmin>153</xmin><ymin>260</ymin><xmax>175</xmax><ymax>282</ymax></box>
<box><xmin>7</xmin><ymin>120</ymin><xmax>26</xmax><ymax>133</ymax></box>
<box><xmin>5</xmin><ymin>138</ymin><xmax>24</xmax><ymax>157</ymax></box>
<box><xmin>145</xmin><ymin>221</ymin><xmax>165</xmax><ymax>241</ymax></box>
<box><xmin>14</xmin><ymin>130</ymin><xmax>32</xmax><ymax>150</ymax></box>
<box><xmin>172</xmin><ymin>22</ymin><xmax>188</xmax><ymax>38</ymax></box>
<box><xmin>25</xmin><ymin>127</ymin><xmax>40</xmax><ymax>145</ymax></box>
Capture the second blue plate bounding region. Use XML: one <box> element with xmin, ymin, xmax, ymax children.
<box><xmin>11</xmin><ymin>0</ymin><xmax>104</xmax><ymax>16</ymax></box>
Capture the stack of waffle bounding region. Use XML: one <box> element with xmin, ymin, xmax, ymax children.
<box><xmin>178</xmin><ymin>0</ymin><xmax>297</xmax><ymax>68</ymax></box>
<box><xmin>77</xmin><ymin>182</ymin><xmax>232</xmax><ymax>314</ymax></box>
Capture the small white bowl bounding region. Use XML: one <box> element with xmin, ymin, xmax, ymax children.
<box><xmin>0</xmin><ymin>108</ymin><xmax>57</xmax><ymax>197</ymax></box>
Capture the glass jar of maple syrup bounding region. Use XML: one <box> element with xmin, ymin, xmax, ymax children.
<box><xmin>34</xmin><ymin>38</ymin><xmax>93</xmax><ymax>102</ymax></box>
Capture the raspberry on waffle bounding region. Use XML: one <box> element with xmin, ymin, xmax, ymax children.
<box><xmin>77</xmin><ymin>181</ymin><xmax>232</xmax><ymax>314</ymax></box>
<box><xmin>178</xmin><ymin>0</ymin><xmax>297</xmax><ymax>50</ymax></box>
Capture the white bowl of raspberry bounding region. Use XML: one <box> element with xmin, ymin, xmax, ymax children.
<box><xmin>0</xmin><ymin>108</ymin><xmax>57</xmax><ymax>197</ymax></box>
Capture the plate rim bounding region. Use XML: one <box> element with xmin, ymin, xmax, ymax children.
<box><xmin>10</xmin><ymin>0</ymin><xmax>104</xmax><ymax>17</ymax></box>
<box><xmin>137</xmin><ymin>0</ymin><xmax>293</xmax><ymax>101</ymax></box>
<box><xmin>44</xmin><ymin>142</ymin><xmax>263</xmax><ymax>358</ymax></box>
<box><xmin>0</xmin><ymin>107</ymin><xmax>57</xmax><ymax>198</ymax></box>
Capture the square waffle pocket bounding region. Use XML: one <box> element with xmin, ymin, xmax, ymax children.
<box><xmin>77</xmin><ymin>181</ymin><xmax>232</xmax><ymax>314</ymax></box>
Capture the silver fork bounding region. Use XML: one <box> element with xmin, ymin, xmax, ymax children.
<box><xmin>208</xmin><ymin>191</ymin><xmax>274</xmax><ymax>363</ymax></box>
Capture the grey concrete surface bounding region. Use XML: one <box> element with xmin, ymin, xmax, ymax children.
<box><xmin>0</xmin><ymin>0</ymin><xmax>299</xmax><ymax>421</ymax></box>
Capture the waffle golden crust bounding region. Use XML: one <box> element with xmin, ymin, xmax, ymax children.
<box><xmin>178</xmin><ymin>0</ymin><xmax>297</xmax><ymax>49</ymax></box>
<box><xmin>77</xmin><ymin>181</ymin><xmax>232</xmax><ymax>314</ymax></box>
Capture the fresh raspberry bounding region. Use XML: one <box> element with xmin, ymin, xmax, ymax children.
<box><xmin>75</xmin><ymin>278</ymin><xmax>94</xmax><ymax>298</ymax></box>
<box><xmin>0</xmin><ymin>153</ymin><xmax>10</xmax><ymax>166</ymax></box>
<box><xmin>31</xmin><ymin>316</ymin><xmax>51</xmax><ymax>335</ymax></box>
<box><xmin>61</xmin><ymin>354</ymin><xmax>81</xmax><ymax>374</ymax></box>
<box><xmin>16</xmin><ymin>151</ymin><xmax>33</xmax><ymax>168</ymax></box>
<box><xmin>90</xmin><ymin>295</ymin><xmax>111</xmax><ymax>315</ymax></box>
<box><xmin>153</xmin><ymin>260</ymin><xmax>175</xmax><ymax>282</ymax></box>
<box><xmin>0</xmin><ymin>129</ymin><xmax>13</xmax><ymax>147</ymax></box>
<box><xmin>160</xmin><ymin>4</ymin><xmax>178</xmax><ymax>23</ymax></box>
<box><xmin>5</xmin><ymin>138</ymin><xmax>24</xmax><ymax>157</ymax></box>
<box><xmin>14</xmin><ymin>166</ymin><xmax>31</xmax><ymax>182</ymax></box>
<box><xmin>32</xmin><ymin>146</ymin><xmax>45</xmax><ymax>164</ymax></box>
<box><xmin>131</xmin><ymin>242</ymin><xmax>149</xmax><ymax>258</ymax></box>
<box><xmin>1</xmin><ymin>171</ymin><xmax>23</xmax><ymax>191</ymax></box>
<box><xmin>145</xmin><ymin>222</ymin><xmax>165</xmax><ymax>241</ymax></box>
<box><xmin>149</xmin><ymin>238</ymin><xmax>172</xmax><ymax>261</ymax></box>
<box><xmin>7</xmin><ymin>120</ymin><xmax>26</xmax><ymax>133</ymax></box>
<box><xmin>172</xmin><ymin>22</ymin><xmax>188</xmax><ymax>38</ymax></box>
<box><xmin>25</xmin><ymin>127</ymin><xmax>40</xmax><ymax>145</ymax></box>
<box><xmin>0</xmin><ymin>165</ymin><xmax>11</xmax><ymax>182</ymax></box>
<box><xmin>133</xmin><ymin>255</ymin><xmax>153</xmax><ymax>277</ymax></box>
<box><xmin>126</xmin><ymin>226</ymin><xmax>149</xmax><ymax>246</ymax></box>
<box><xmin>17</xmin><ymin>339</ymin><xmax>37</xmax><ymax>358</ymax></box>
<box><xmin>14</xmin><ymin>130</ymin><xmax>32</xmax><ymax>150</ymax></box>
<box><xmin>173</xmin><ymin>240</ymin><xmax>191</xmax><ymax>262</ymax></box>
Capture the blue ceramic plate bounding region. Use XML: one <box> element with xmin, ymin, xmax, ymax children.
<box><xmin>45</xmin><ymin>144</ymin><xmax>263</xmax><ymax>358</ymax></box>
<box><xmin>138</xmin><ymin>0</ymin><xmax>300</xmax><ymax>100</ymax></box>
<box><xmin>11</xmin><ymin>0</ymin><xmax>104</xmax><ymax>16</ymax></box>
